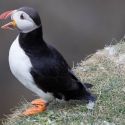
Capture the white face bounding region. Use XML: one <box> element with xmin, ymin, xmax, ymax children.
<box><xmin>12</xmin><ymin>11</ymin><xmax>39</xmax><ymax>33</ymax></box>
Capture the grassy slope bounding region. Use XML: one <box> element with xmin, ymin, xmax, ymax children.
<box><xmin>2</xmin><ymin>39</ymin><xmax>125</xmax><ymax>125</ymax></box>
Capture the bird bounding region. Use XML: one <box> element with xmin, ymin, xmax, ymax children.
<box><xmin>0</xmin><ymin>7</ymin><xmax>96</xmax><ymax>115</ymax></box>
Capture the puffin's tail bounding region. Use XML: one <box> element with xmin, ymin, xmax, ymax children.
<box><xmin>82</xmin><ymin>83</ymin><xmax>96</xmax><ymax>101</ymax></box>
<box><xmin>74</xmin><ymin>89</ymin><xmax>96</xmax><ymax>101</ymax></box>
<box><xmin>68</xmin><ymin>83</ymin><xmax>96</xmax><ymax>102</ymax></box>
<box><xmin>79</xmin><ymin>90</ymin><xmax>96</xmax><ymax>101</ymax></box>
<box><xmin>68</xmin><ymin>70</ymin><xmax>96</xmax><ymax>101</ymax></box>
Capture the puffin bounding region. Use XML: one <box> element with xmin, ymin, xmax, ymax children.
<box><xmin>0</xmin><ymin>7</ymin><xmax>96</xmax><ymax>115</ymax></box>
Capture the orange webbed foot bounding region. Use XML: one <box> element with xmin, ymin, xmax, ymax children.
<box><xmin>31</xmin><ymin>99</ymin><xmax>45</xmax><ymax>105</ymax></box>
<box><xmin>22</xmin><ymin>99</ymin><xmax>47</xmax><ymax>115</ymax></box>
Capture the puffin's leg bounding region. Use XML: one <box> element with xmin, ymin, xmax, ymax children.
<box><xmin>23</xmin><ymin>99</ymin><xmax>48</xmax><ymax>115</ymax></box>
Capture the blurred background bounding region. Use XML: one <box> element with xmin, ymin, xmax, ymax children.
<box><xmin>0</xmin><ymin>0</ymin><xmax>125</xmax><ymax>121</ymax></box>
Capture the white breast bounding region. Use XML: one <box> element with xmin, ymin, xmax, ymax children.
<box><xmin>9</xmin><ymin>36</ymin><xmax>54</xmax><ymax>103</ymax></box>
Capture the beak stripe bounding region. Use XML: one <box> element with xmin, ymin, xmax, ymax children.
<box><xmin>0</xmin><ymin>10</ymin><xmax>13</xmax><ymax>19</ymax></box>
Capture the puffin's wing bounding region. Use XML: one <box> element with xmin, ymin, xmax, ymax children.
<box><xmin>30</xmin><ymin>63</ymin><xmax>78</xmax><ymax>93</ymax></box>
<box><xmin>29</xmin><ymin>44</ymin><xmax>96</xmax><ymax>101</ymax></box>
<box><xmin>30</xmin><ymin>65</ymin><xmax>96</xmax><ymax>101</ymax></box>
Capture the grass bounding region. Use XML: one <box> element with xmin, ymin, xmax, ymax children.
<box><xmin>2</xmin><ymin>37</ymin><xmax>125</xmax><ymax>125</ymax></box>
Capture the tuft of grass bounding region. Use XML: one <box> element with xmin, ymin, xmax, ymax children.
<box><xmin>2</xmin><ymin>38</ymin><xmax>125</xmax><ymax>125</ymax></box>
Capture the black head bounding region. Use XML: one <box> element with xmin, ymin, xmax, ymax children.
<box><xmin>18</xmin><ymin>6</ymin><xmax>41</xmax><ymax>26</ymax></box>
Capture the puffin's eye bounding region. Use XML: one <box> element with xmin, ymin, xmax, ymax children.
<box><xmin>20</xmin><ymin>14</ymin><xmax>24</xmax><ymax>20</ymax></box>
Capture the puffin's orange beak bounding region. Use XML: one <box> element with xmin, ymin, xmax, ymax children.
<box><xmin>0</xmin><ymin>10</ymin><xmax>17</xmax><ymax>30</ymax></box>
